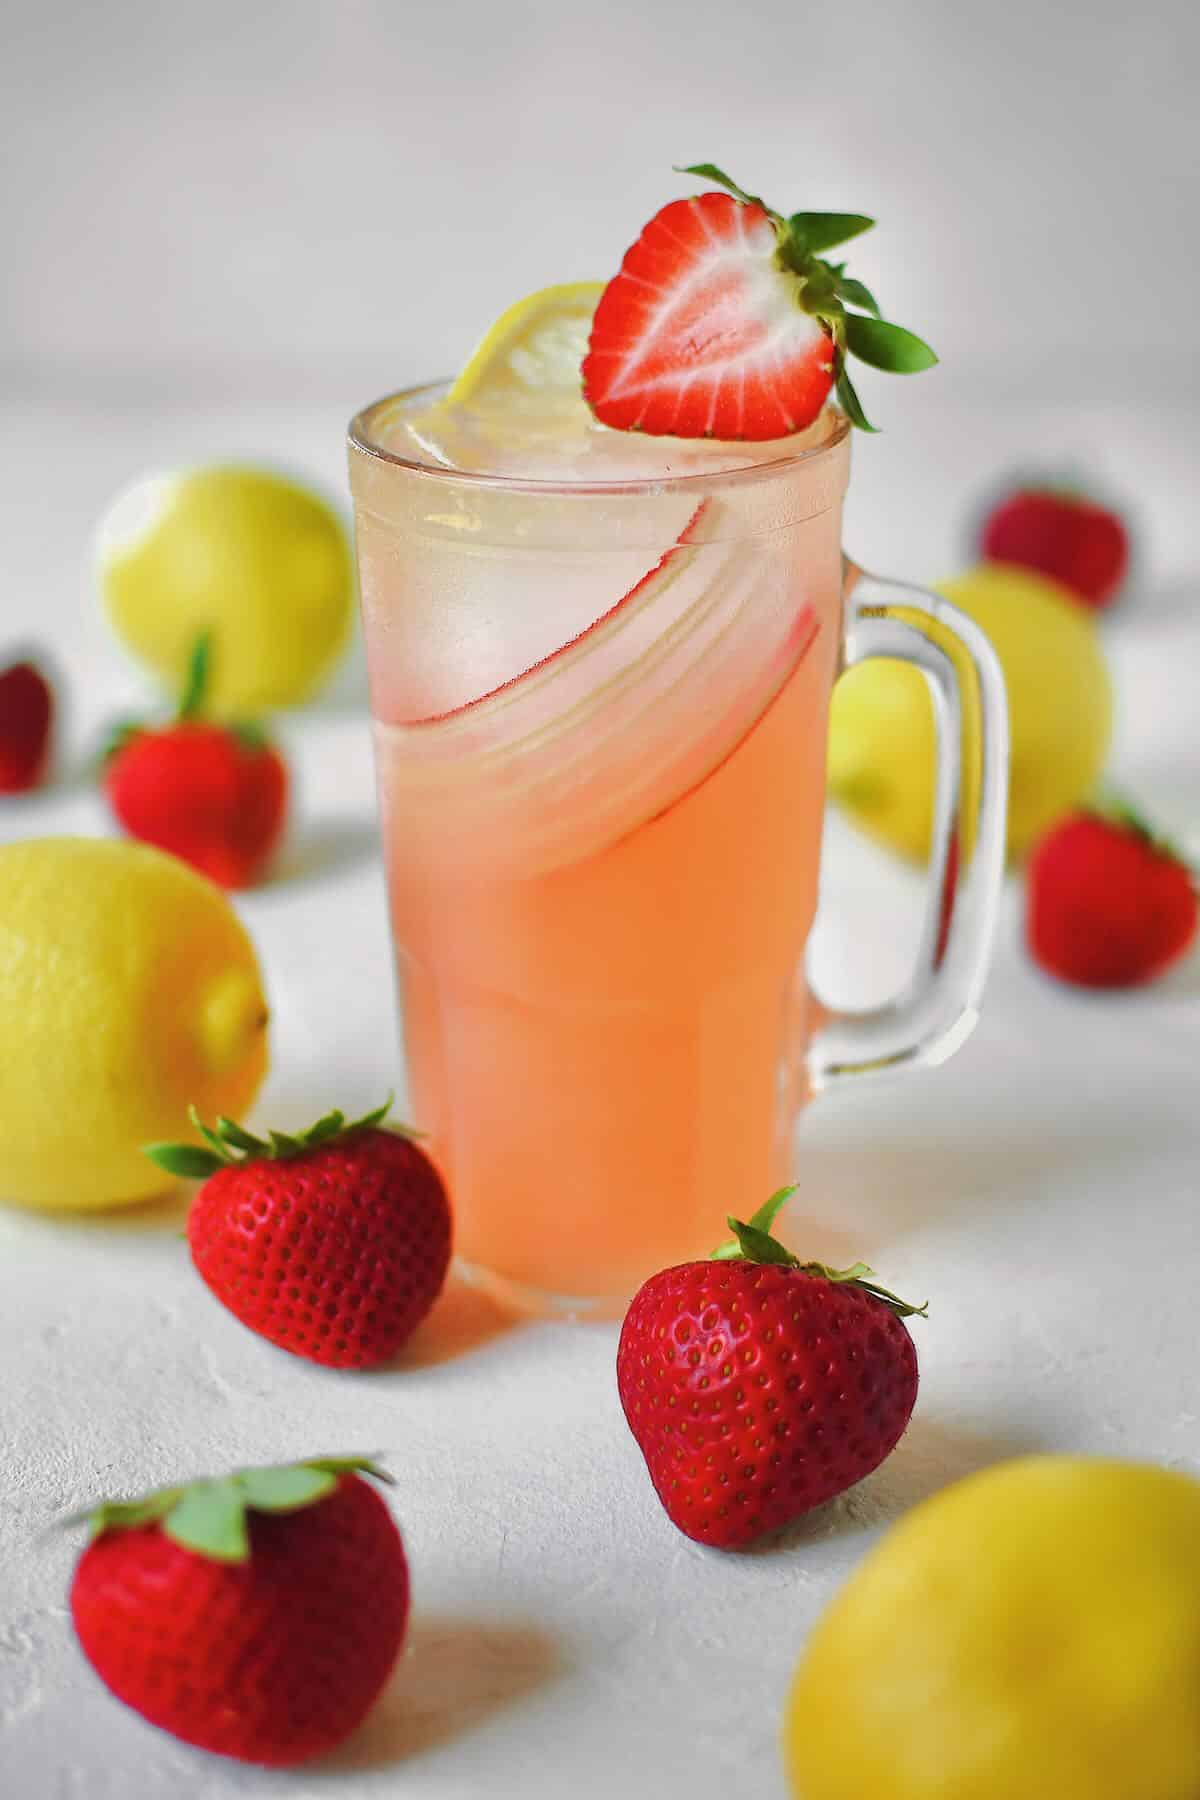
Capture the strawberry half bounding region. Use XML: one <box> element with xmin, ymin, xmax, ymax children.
<box><xmin>584</xmin><ymin>162</ymin><xmax>936</xmax><ymax>440</ymax></box>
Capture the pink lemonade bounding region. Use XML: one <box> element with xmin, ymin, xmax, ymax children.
<box><xmin>350</xmin><ymin>385</ymin><xmax>852</xmax><ymax>1305</ymax></box>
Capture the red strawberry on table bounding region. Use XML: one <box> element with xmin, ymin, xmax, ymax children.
<box><xmin>0</xmin><ymin>656</ymin><xmax>54</xmax><ymax>792</ymax></box>
<box><xmin>70</xmin><ymin>1454</ymin><xmax>408</xmax><ymax>1766</ymax></box>
<box><xmin>104</xmin><ymin>634</ymin><xmax>287</xmax><ymax>888</ymax></box>
<box><xmin>584</xmin><ymin>161</ymin><xmax>937</xmax><ymax>440</ymax></box>
<box><xmin>616</xmin><ymin>1191</ymin><xmax>925</xmax><ymax>1549</ymax></box>
<box><xmin>146</xmin><ymin>1100</ymin><xmax>452</xmax><ymax>1368</ymax></box>
<box><xmin>979</xmin><ymin>481</ymin><xmax>1129</xmax><ymax>610</ymax></box>
<box><xmin>1027</xmin><ymin>803</ymin><xmax>1198</xmax><ymax>988</ymax></box>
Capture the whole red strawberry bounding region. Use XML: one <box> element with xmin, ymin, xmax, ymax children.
<box><xmin>584</xmin><ymin>161</ymin><xmax>936</xmax><ymax>440</ymax></box>
<box><xmin>146</xmin><ymin>1100</ymin><xmax>451</xmax><ymax>1367</ymax></box>
<box><xmin>105</xmin><ymin>634</ymin><xmax>287</xmax><ymax>888</ymax></box>
<box><xmin>979</xmin><ymin>483</ymin><xmax>1129</xmax><ymax>610</ymax></box>
<box><xmin>70</xmin><ymin>1455</ymin><xmax>408</xmax><ymax>1766</ymax></box>
<box><xmin>617</xmin><ymin>1191</ymin><xmax>924</xmax><ymax>1549</ymax></box>
<box><xmin>0</xmin><ymin>657</ymin><xmax>54</xmax><ymax>791</ymax></box>
<box><xmin>1027</xmin><ymin>804</ymin><xmax>1197</xmax><ymax>987</ymax></box>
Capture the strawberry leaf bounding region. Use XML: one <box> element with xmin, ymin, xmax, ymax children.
<box><xmin>675</xmin><ymin>162</ymin><xmax>776</xmax><ymax>218</ymax></box>
<box><xmin>64</xmin><ymin>1490</ymin><xmax>181</xmax><ymax>1537</ymax></box>
<box><xmin>1089</xmin><ymin>788</ymin><xmax>1195</xmax><ymax>871</ymax></box>
<box><xmin>788</xmin><ymin>211</ymin><xmax>874</xmax><ymax>254</ymax></box>
<box><xmin>675</xmin><ymin>162</ymin><xmax>771</xmax><ymax>212</ymax></box>
<box><xmin>708</xmin><ymin>1195</ymin><xmax>928</xmax><ymax>1319</ymax></box>
<box><xmin>143</xmin><ymin>1142</ymin><xmax>225</xmax><ymax>1179</ymax></box>
<box><xmin>237</xmin><ymin>1465</ymin><xmax>338</xmax><ymax>1513</ymax></box>
<box><xmin>835</xmin><ymin>366</ymin><xmax>878</xmax><ymax>433</ymax></box>
<box><xmin>164</xmin><ymin>1478</ymin><xmax>249</xmax><ymax>1563</ymax></box>
<box><xmin>214</xmin><ymin>1115</ymin><xmax>267</xmax><ymax>1154</ymax></box>
<box><xmin>230</xmin><ymin>720</ymin><xmax>269</xmax><ymax>754</ymax></box>
<box><xmin>746</xmin><ymin>1185</ymin><xmax>798</xmax><ymax>1235</ymax></box>
<box><xmin>845</xmin><ymin>315</ymin><xmax>938</xmax><ymax>374</ymax></box>
<box><xmin>346</xmin><ymin>1098</ymin><xmax>392</xmax><ymax>1132</ymax></box>
<box><xmin>66</xmin><ymin>1456</ymin><xmax>393</xmax><ymax>1562</ymax></box>
<box><xmin>145</xmin><ymin>1098</ymin><xmax>401</xmax><ymax>1177</ymax></box>
<box><xmin>711</xmin><ymin>1185</ymin><xmax>798</xmax><ymax>1259</ymax></box>
<box><xmin>798</xmin><ymin>1260</ymin><xmax>929</xmax><ymax>1320</ymax></box>
<box><xmin>725</xmin><ymin>1218</ymin><xmax>800</xmax><ymax>1266</ymax></box>
<box><xmin>100</xmin><ymin>720</ymin><xmax>142</xmax><ymax>765</ymax></box>
<box><xmin>192</xmin><ymin>1115</ymin><xmax>232</xmax><ymax>1161</ymax></box>
<box><xmin>836</xmin><ymin>275</ymin><xmax>881</xmax><ymax>317</ymax></box>
<box><xmin>303</xmin><ymin>1109</ymin><xmax>347</xmax><ymax>1146</ymax></box>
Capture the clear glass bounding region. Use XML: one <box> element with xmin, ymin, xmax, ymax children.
<box><xmin>348</xmin><ymin>385</ymin><xmax>1009</xmax><ymax>1313</ymax></box>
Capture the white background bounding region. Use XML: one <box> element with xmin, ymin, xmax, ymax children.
<box><xmin>2</xmin><ymin>6</ymin><xmax>1199</xmax><ymax>1798</ymax></box>
<box><xmin>5</xmin><ymin>0</ymin><xmax>1199</xmax><ymax>404</ymax></box>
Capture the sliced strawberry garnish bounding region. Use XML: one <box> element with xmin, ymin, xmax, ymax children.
<box><xmin>584</xmin><ymin>162</ymin><xmax>937</xmax><ymax>441</ymax></box>
<box><xmin>584</xmin><ymin>195</ymin><xmax>834</xmax><ymax>440</ymax></box>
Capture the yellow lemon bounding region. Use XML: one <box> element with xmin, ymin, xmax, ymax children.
<box><xmin>828</xmin><ymin>564</ymin><xmax>1112</xmax><ymax>860</ymax></box>
<box><xmin>98</xmin><ymin>466</ymin><xmax>354</xmax><ymax>715</ymax></box>
<box><xmin>446</xmin><ymin>280</ymin><xmax>605</xmax><ymax>419</ymax></box>
<box><xmin>784</xmin><ymin>1456</ymin><xmax>1200</xmax><ymax>1800</ymax></box>
<box><xmin>0</xmin><ymin>837</ymin><xmax>268</xmax><ymax>1211</ymax></box>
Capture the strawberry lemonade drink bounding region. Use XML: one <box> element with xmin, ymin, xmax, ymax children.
<box><xmin>349</xmin><ymin>166</ymin><xmax>1009</xmax><ymax>1308</ymax></box>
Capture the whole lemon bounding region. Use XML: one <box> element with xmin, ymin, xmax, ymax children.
<box><xmin>98</xmin><ymin>466</ymin><xmax>353</xmax><ymax>715</ymax></box>
<box><xmin>0</xmin><ymin>838</ymin><xmax>269</xmax><ymax>1211</ymax></box>
<box><xmin>828</xmin><ymin>564</ymin><xmax>1112</xmax><ymax>860</ymax></box>
<box><xmin>784</xmin><ymin>1456</ymin><xmax>1200</xmax><ymax>1800</ymax></box>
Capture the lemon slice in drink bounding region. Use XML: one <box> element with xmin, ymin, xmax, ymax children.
<box><xmin>446</xmin><ymin>280</ymin><xmax>605</xmax><ymax>419</ymax></box>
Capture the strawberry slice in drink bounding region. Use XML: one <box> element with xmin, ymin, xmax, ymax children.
<box><xmin>407</xmin><ymin>500</ymin><xmax>711</xmax><ymax>729</ymax></box>
<box><xmin>381</xmin><ymin>494</ymin><xmax>829</xmax><ymax>880</ymax></box>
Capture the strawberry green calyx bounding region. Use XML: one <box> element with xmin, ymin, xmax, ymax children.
<box><xmin>1089</xmin><ymin>788</ymin><xmax>1196</xmax><ymax>875</ymax></box>
<box><xmin>676</xmin><ymin>161</ymin><xmax>937</xmax><ymax>431</ymax></box>
<box><xmin>710</xmin><ymin>1186</ymin><xmax>928</xmax><ymax>1321</ymax></box>
<box><xmin>66</xmin><ymin>1456</ymin><xmax>392</xmax><ymax>1563</ymax></box>
<box><xmin>144</xmin><ymin>1097</ymin><xmax>399</xmax><ymax>1180</ymax></box>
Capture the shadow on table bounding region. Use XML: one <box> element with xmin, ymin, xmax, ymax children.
<box><xmin>734</xmin><ymin>1411</ymin><xmax>1045</xmax><ymax>1560</ymax></box>
<box><xmin>320</xmin><ymin>1613</ymin><xmax>566</xmax><ymax>1773</ymax></box>
<box><xmin>393</xmin><ymin>1268</ymin><xmax>525</xmax><ymax>1370</ymax></box>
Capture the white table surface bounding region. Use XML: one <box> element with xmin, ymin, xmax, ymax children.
<box><xmin>2</xmin><ymin>379</ymin><xmax>1198</xmax><ymax>1799</ymax></box>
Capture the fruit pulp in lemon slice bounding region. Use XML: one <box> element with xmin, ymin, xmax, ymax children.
<box><xmin>445</xmin><ymin>280</ymin><xmax>606</xmax><ymax>416</ymax></box>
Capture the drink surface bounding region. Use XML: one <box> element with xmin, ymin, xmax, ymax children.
<box><xmin>373</xmin><ymin>379</ymin><xmax>837</xmax><ymax>483</ymax></box>
<box><xmin>350</xmin><ymin>379</ymin><xmax>850</xmax><ymax>1302</ymax></box>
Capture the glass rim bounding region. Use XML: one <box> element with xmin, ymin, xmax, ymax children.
<box><xmin>347</xmin><ymin>380</ymin><xmax>851</xmax><ymax>499</ymax></box>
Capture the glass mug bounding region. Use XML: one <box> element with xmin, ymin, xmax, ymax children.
<box><xmin>348</xmin><ymin>391</ymin><xmax>1008</xmax><ymax>1312</ymax></box>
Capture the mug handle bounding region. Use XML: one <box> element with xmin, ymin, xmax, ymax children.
<box><xmin>807</xmin><ymin>560</ymin><xmax>1010</xmax><ymax>1090</ymax></box>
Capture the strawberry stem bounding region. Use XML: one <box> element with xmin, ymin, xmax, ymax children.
<box><xmin>177</xmin><ymin>632</ymin><xmax>213</xmax><ymax>722</ymax></box>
